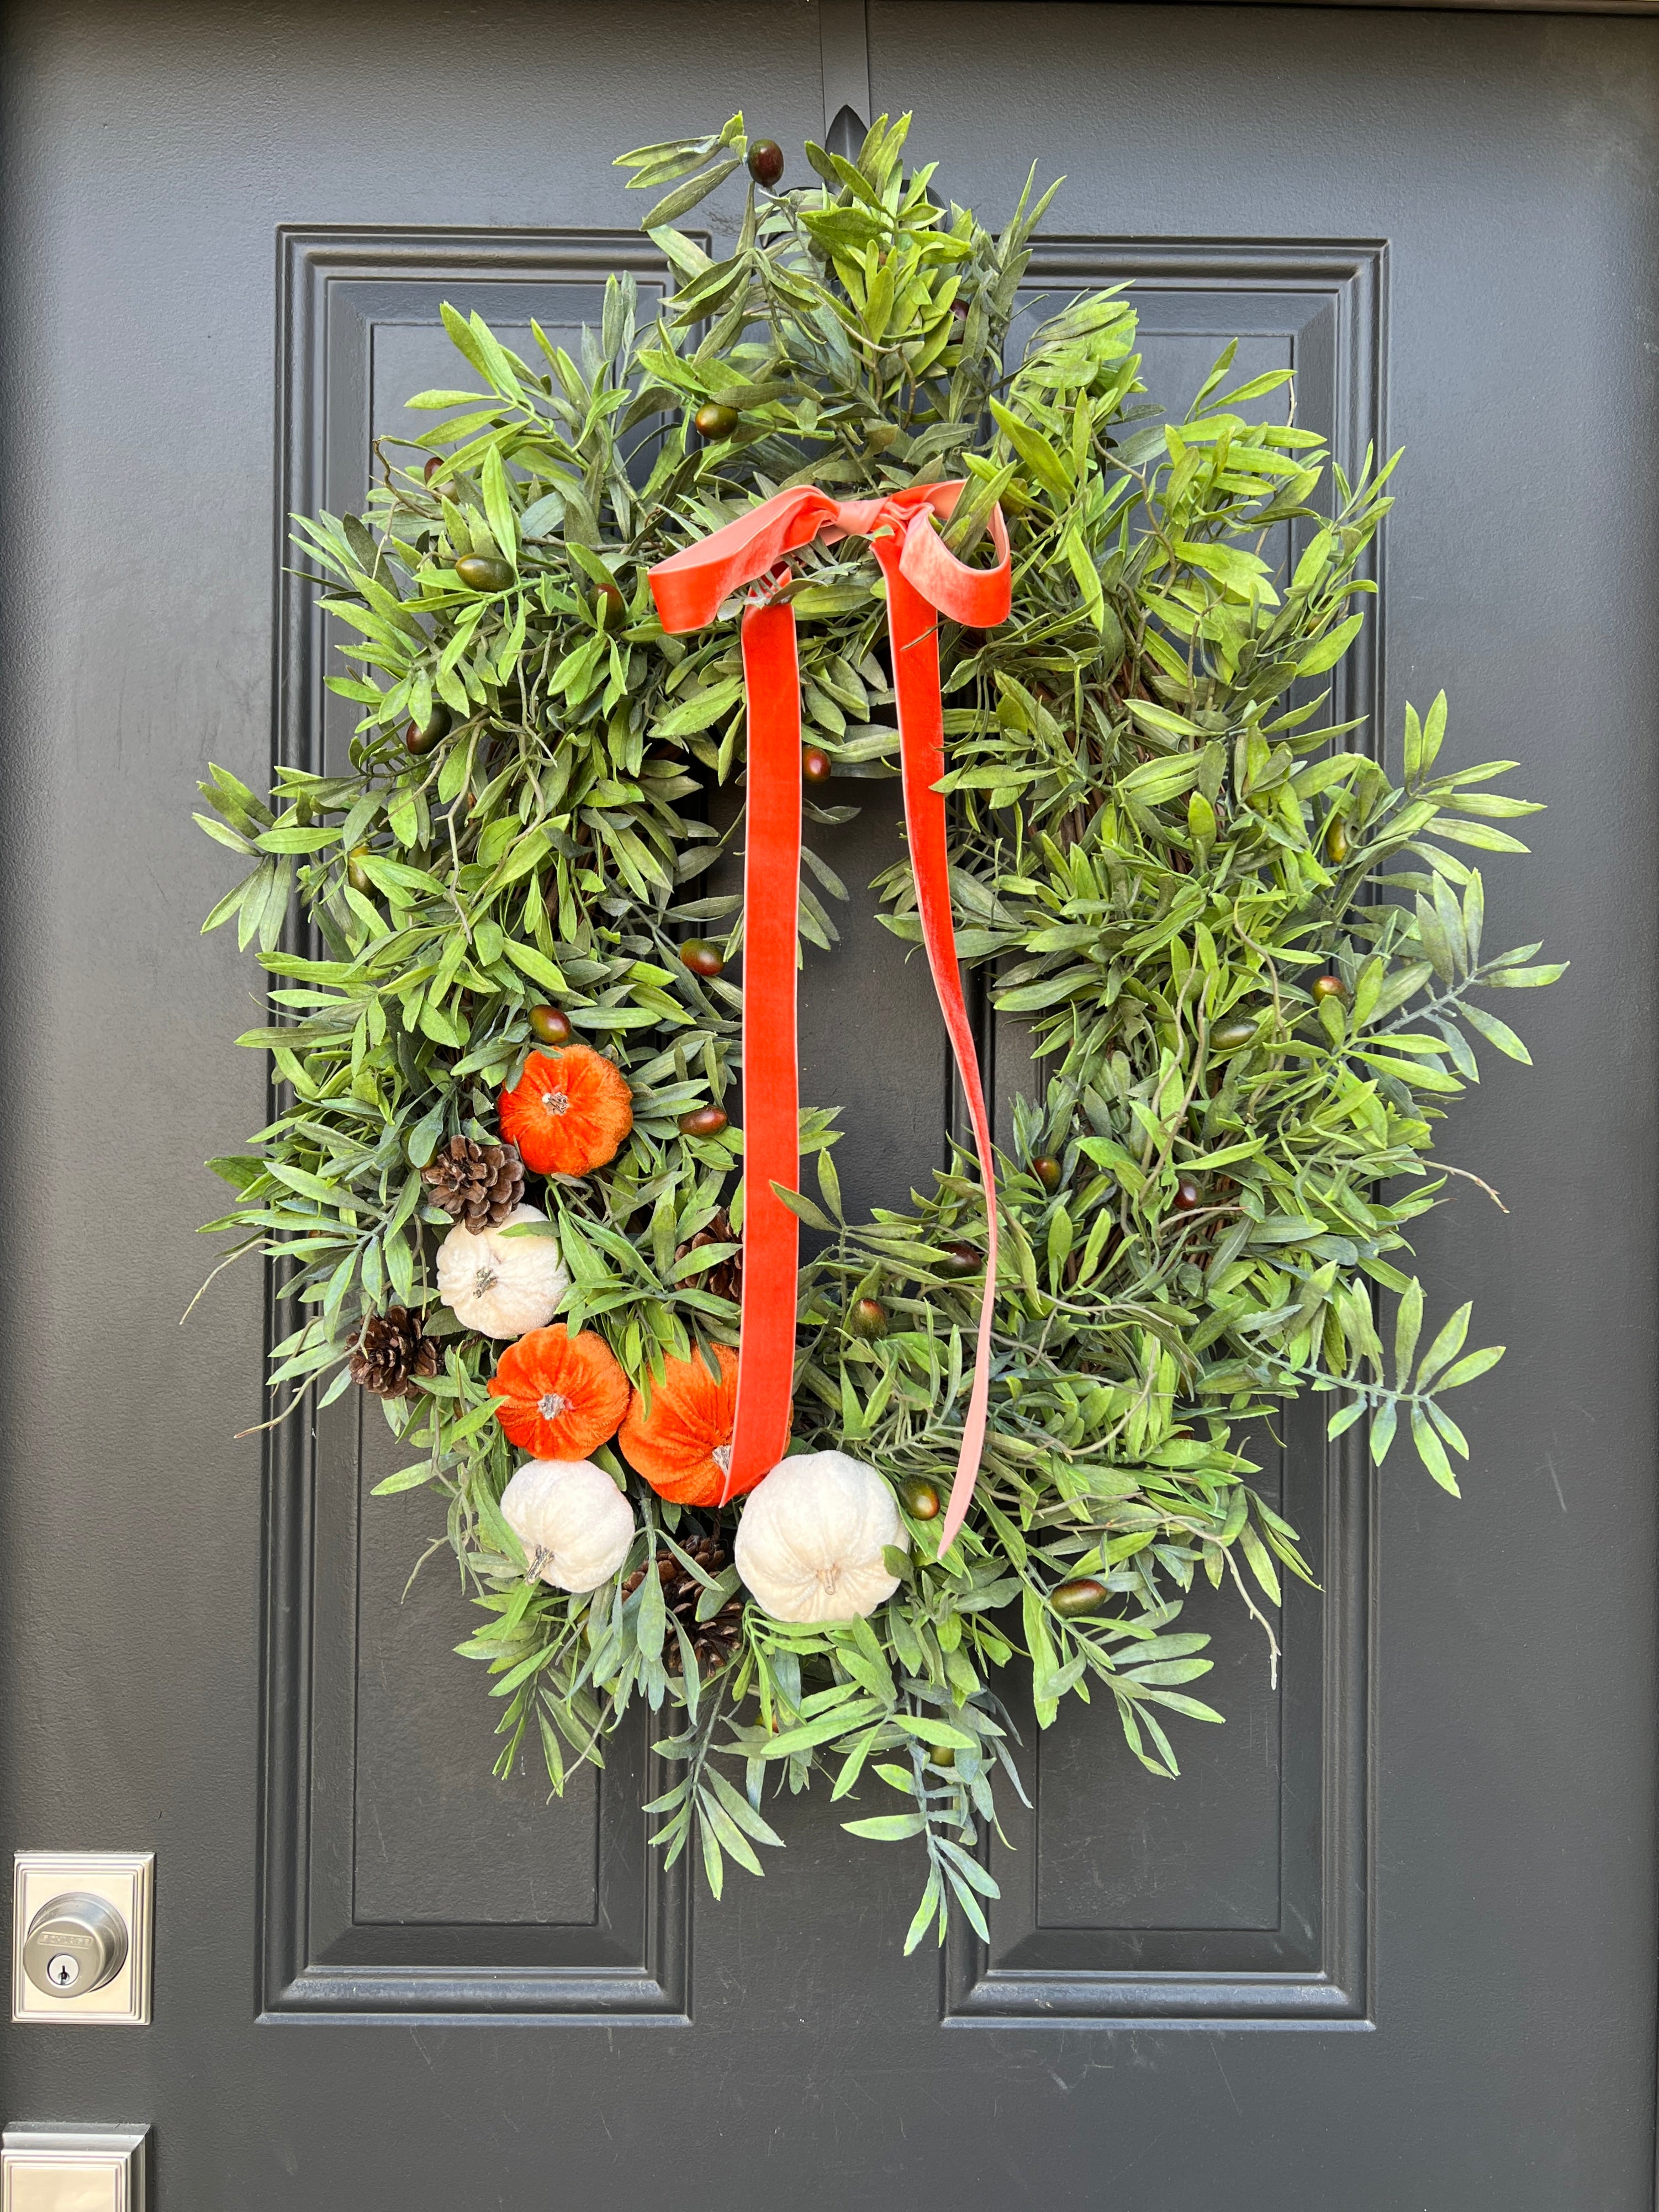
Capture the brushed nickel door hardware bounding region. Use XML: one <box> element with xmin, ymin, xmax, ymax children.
<box><xmin>1</xmin><ymin>2126</ymin><xmax>147</xmax><ymax>2211</ymax></box>
<box><xmin>10</xmin><ymin>1856</ymin><xmax>152</xmax><ymax>2026</ymax></box>
<box><xmin>20</xmin><ymin>1895</ymin><xmax>127</xmax><ymax>2000</ymax></box>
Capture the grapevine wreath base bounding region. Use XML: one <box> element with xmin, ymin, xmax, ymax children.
<box><xmin>199</xmin><ymin>116</ymin><xmax>1561</xmax><ymax>1946</ymax></box>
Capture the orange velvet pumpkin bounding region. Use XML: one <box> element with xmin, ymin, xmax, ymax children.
<box><xmin>499</xmin><ymin>1045</ymin><xmax>632</xmax><ymax>1177</ymax></box>
<box><xmin>488</xmin><ymin>1324</ymin><xmax>630</xmax><ymax>1460</ymax></box>
<box><xmin>619</xmin><ymin>1342</ymin><xmax>770</xmax><ymax>1506</ymax></box>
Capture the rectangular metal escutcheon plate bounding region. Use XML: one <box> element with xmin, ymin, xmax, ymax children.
<box><xmin>2</xmin><ymin>2129</ymin><xmax>147</xmax><ymax>2212</ymax></box>
<box><xmin>10</xmin><ymin>1856</ymin><xmax>154</xmax><ymax>2027</ymax></box>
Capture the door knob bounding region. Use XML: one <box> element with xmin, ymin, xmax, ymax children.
<box><xmin>21</xmin><ymin>1894</ymin><xmax>128</xmax><ymax>1999</ymax></box>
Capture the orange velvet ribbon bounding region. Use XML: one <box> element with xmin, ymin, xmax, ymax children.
<box><xmin>649</xmin><ymin>483</ymin><xmax>1011</xmax><ymax>1550</ymax></box>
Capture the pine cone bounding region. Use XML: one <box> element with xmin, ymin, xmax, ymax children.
<box><xmin>673</xmin><ymin>1210</ymin><xmax>741</xmax><ymax>1305</ymax></box>
<box><xmin>622</xmin><ymin>1534</ymin><xmax>746</xmax><ymax>1674</ymax></box>
<box><xmin>349</xmin><ymin>1307</ymin><xmax>441</xmax><ymax>1400</ymax></box>
<box><xmin>420</xmin><ymin>1135</ymin><xmax>525</xmax><ymax>1232</ymax></box>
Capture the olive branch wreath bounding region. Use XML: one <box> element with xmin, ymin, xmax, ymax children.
<box><xmin>197</xmin><ymin>112</ymin><xmax>1561</xmax><ymax>1947</ymax></box>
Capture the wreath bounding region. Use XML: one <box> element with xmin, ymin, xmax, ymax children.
<box><xmin>198</xmin><ymin>114</ymin><xmax>1562</xmax><ymax>1949</ymax></box>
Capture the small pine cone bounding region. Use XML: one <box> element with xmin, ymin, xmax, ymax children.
<box><xmin>679</xmin><ymin>1592</ymin><xmax>746</xmax><ymax>1675</ymax></box>
<box><xmin>349</xmin><ymin>1307</ymin><xmax>441</xmax><ymax>1400</ymax></box>
<box><xmin>620</xmin><ymin>1535</ymin><xmax>743</xmax><ymax>1673</ymax></box>
<box><xmin>620</xmin><ymin>1555</ymin><xmax>677</xmax><ymax>1601</ymax></box>
<box><xmin>673</xmin><ymin>1210</ymin><xmax>741</xmax><ymax>1305</ymax></box>
<box><xmin>667</xmin><ymin>1537</ymin><xmax>741</xmax><ymax>1674</ymax></box>
<box><xmin>420</xmin><ymin>1135</ymin><xmax>525</xmax><ymax>1232</ymax></box>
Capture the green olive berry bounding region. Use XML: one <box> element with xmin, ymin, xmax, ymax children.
<box><xmin>1312</xmin><ymin>973</ymin><xmax>1348</xmax><ymax>1002</ymax></box>
<box><xmin>694</xmin><ymin>402</ymin><xmax>739</xmax><ymax>439</ymax></box>
<box><xmin>848</xmin><ymin>1296</ymin><xmax>888</xmax><ymax>1340</ymax></box>
<box><xmin>1051</xmin><ymin>1577</ymin><xmax>1108</xmax><ymax>1618</ymax></box>
<box><xmin>1213</xmin><ymin>1018</ymin><xmax>1258</xmax><ymax>1050</ymax></box>
<box><xmin>928</xmin><ymin>1744</ymin><xmax>957</xmax><ymax>1769</ymax></box>
<box><xmin>1032</xmin><ymin>1155</ymin><xmax>1063</xmax><ymax>1192</ymax></box>
<box><xmin>1325</xmin><ymin>816</ymin><xmax>1350</xmax><ymax>864</ymax></box>
<box><xmin>530</xmin><ymin>1006</ymin><xmax>573</xmax><ymax>1046</ymax></box>
<box><xmin>346</xmin><ymin>846</ymin><xmax>372</xmax><ymax>895</ymax></box>
<box><xmin>679</xmin><ymin>1105</ymin><xmax>730</xmax><ymax>1139</ymax></box>
<box><xmin>455</xmin><ymin>552</ymin><xmax>514</xmax><ymax>592</ymax></box>
<box><xmin>679</xmin><ymin>939</ymin><xmax>726</xmax><ymax>979</ymax></box>
<box><xmin>747</xmin><ymin>139</ymin><xmax>785</xmax><ymax>189</ymax></box>
<box><xmin>898</xmin><ymin>1477</ymin><xmax>941</xmax><ymax>1521</ymax></box>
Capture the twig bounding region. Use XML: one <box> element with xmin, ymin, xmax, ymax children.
<box><xmin>1424</xmin><ymin>1160</ymin><xmax>1508</xmax><ymax>1212</ymax></box>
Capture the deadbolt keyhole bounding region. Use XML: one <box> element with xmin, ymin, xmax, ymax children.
<box><xmin>20</xmin><ymin>1892</ymin><xmax>128</xmax><ymax>1999</ymax></box>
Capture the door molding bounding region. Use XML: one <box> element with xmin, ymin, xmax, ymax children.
<box><xmin>945</xmin><ymin>1416</ymin><xmax>1372</xmax><ymax>2026</ymax></box>
<box><xmin>958</xmin><ymin>233</ymin><xmax>1385</xmax><ymax>2025</ymax></box>
<box><xmin>262</xmin><ymin>226</ymin><xmax>691</xmax><ymax>2023</ymax></box>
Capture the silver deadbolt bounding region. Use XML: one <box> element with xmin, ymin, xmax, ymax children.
<box><xmin>22</xmin><ymin>1893</ymin><xmax>128</xmax><ymax>2000</ymax></box>
<box><xmin>12</xmin><ymin>1853</ymin><xmax>153</xmax><ymax>2024</ymax></box>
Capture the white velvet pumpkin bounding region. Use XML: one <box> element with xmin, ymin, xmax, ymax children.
<box><xmin>733</xmin><ymin>1451</ymin><xmax>908</xmax><ymax>1623</ymax></box>
<box><xmin>435</xmin><ymin>1204</ymin><xmax>568</xmax><ymax>1337</ymax></box>
<box><xmin>500</xmin><ymin>1458</ymin><xmax>636</xmax><ymax>1592</ymax></box>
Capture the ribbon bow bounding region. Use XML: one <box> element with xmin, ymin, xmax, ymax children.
<box><xmin>650</xmin><ymin>481</ymin><xmax>1011</xmax><ymax>1550</ymax></box>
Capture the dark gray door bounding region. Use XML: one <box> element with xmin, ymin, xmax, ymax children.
<box><xmin>2</xmin><ymin>3</ymin><xmax>1654</xmax><ymax>2204</ymax></box>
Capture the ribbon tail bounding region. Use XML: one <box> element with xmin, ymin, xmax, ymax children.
<box><xmin>723</xmin><ymin>594</ymin><xmax>802</xmax><ymax>1500</ymax></box>
<box><xmin>877</xmin><ymin>544</ymin><xmax>1000</xmax><ymax>1554</ymax></box>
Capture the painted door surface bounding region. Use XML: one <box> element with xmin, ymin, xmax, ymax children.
<box><xmin>1</xmin><ymin>3</ymin><xmax>1655</xmax><ymax>2204</ymax></box>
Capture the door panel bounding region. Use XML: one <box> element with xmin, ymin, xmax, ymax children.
<box><xmin>273</xmin><ymin>226</ymin><xmax>690</xmax><ymax>2019</ymax></box>
<box><xmin>964</xmin><ymin>240</ymin><xmax>1380</xmax><ymax>2024</ymax></box>
<box><xmin>1</xmin><ymin>3</ymin><xmax>1653</xmax><ymax>2205</ymax></box>
<box><xmin>276</xmin><ymin>225</ymin><xmax>1375</xmax><ymax>2030</ymax></box>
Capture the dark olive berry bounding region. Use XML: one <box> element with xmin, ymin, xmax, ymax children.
<box><xmin>679</xmin><ymin>939</ymin><xmax>726</xmax><ymax>980</ymax></box>
<box><xmin>405</xmin><ymin>702</ymin><xmax>451</xmax><ymax>756</ymax></box>
<box><xmin>1051</xmin><ymin>1577</ymin><xmax>1108</xmax><ymax>1618</ymax></box>
<box><xmin>1325</xmin><ymin>816</ymin><xmax>1350</xmax><ymax>865</ymax></box>
<box><xmin>679</xmin><ymin>1105</ymin><xmax>730</xmax><ymax>1140</ymax></box>
<box><xmin>1213</xmin><ymin>1017</ymin><xmax>1258</xmax><ymax>1050</ymax></box>
<box><xmin>694</xmin><ymin>402</ymin><xmax>739</xmax><ymax>440</ymax></box>
<box><xmin>848</xmin><ymin>1296</ymin><xmax>888</xmax><ymax>1340</ymax></box>
<box><xmin>455</xmin><ymin>552</ymin><xmax>513</xmax><ymax>592</ymax></box>
<box><xmin>422</xmin><ymin>456</ymin><xmax>453</xmax><ymax>495</ymax></box>
<box><xmin>898</xmin><ymin>1477</ymin><xmax>941</xmax><ymax>1521</ymax></box>
<box><xmin>936</xmin><ymin>1241</ymin><xmax>983</xmax><ymax>1279</ymax></box>
<box><xmin>1032</xmin><ymin>1155</ymin><xmax>1063</xmax><ymax>1192</ymax></box>
<box><xmin>1173</xmin><ymin>1176</ymin><xmax>1203</xmax><ymax>1211</ymax></box>
<box><xmin>594</xmin><ymin>583</ymin><xmax>626</xmax><ymax>628</ymax></box>
<box><xmin>529</xmin><ymin>1005</ymin><xmax>573</xmax><ymax>1046</ymax></box>
<box><xmin>747</xmin><ymin>139</ymin><xmax>785</xmax><ymax>189</ymax></box>
<box><xmin>346</xmin><ymin>846</ymin><xmax>372</xmax><ymax>895</ymax></box>
<box><xmin>802</xmin><ymin>746</ymin><xmax>833</xmax><ymax>784</ymax></box>
<box><xmin>1312</xmin><ymin>973</ymin><xmax>1348</xmax><ymax>1002</ymax></box>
